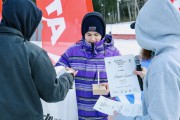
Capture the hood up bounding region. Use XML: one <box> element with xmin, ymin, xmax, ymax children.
<box><xmin>135</xmin><ymin>0</ymin><xmax>180</xmax><ymax>55</ymax></box>
<box><xmin>1</xmin><ymin>0</ymin><xmax>42</xmax><ymax>40</ymax></box>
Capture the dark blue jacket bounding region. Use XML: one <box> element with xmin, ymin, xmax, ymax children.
<box><xmin>0</xmin><ymin>0</ymin><xmax>74</xmax><ymax>120</ymax></box>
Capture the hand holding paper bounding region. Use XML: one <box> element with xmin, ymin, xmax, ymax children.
<box><xmin>54</xmin><ymin>66</ymin><xmax>77</xmax><ymax>78</ymax></box>
<box><xmin>93</xmin><ymin>96</ymin><xmax>142</xmax><ymax>116</ymax></box>
<box><xmin>65</xmin><ymin>67</ymin><xmax>78</xmax><ymax>76</ymax></box>
<box><xmin>54</xmin><ymin>66</ymin><xmax>67</xmax><ymax>78</ymax></box>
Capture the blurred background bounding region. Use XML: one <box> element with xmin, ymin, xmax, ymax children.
<box><xmin>92</xmin><ymin>0</ymin><xmax>147</xmax><ymax>23</ymax></box>
<box><xmin>30</xmin><ymin>0</ymin><xmax>147</xmax><ymax>23</ymax></box>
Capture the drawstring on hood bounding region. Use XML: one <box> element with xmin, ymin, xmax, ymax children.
<box><xmin>1</xmin><ymin>0</ymin><xmax>42</xmax><ymax>40</ymax></box>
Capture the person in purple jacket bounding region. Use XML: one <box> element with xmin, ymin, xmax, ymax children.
<box><xmin>56</xmin><ymin>12</ymin><xmax>120</xmax><ymax>120</ymax></box>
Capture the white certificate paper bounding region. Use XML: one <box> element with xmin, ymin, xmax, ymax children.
<box><xmin>93</xmin><ymin>96</ymin><xmax>142</xmax><ymax>116</ymax></box>
<box><xmin>105</xmin><ymin>54</ymin><xmax>141</xmax><ymax>97</ymax></box>
<box><xmin>54</xmin><ymin>66</ymin><xmax>66</xmax><ymax>78</ymax></box>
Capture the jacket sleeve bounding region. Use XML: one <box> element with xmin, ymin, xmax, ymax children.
<box><xmin>31</xmin><ymin>50</ymin><xmax>74</xmax><ymax>102</ymax></box>
<box><xmin>55</xmin><ymin>49</ymin><xmax>71</xmax><ymax>67</ymax></box>
<box><xmin>113</xmin><ymin>47</ymin><xmax>121</xmax><ymax>56</ymax></box>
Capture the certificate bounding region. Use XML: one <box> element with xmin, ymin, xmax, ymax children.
<box><xmin>93</xmin><ymin>96</ymin><xmax>142</xmax><ymax>116</ymax></box>
<box><xmin>105</xmin><ymin>54</ymin><xmax>141</xmax><ymax>97</ymax></box>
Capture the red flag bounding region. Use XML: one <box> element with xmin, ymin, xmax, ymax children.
<box><xmin>170</xmin><ymin>0</ymin><xmax>174</xmax><ymax>3</ymax></box>
<box><xmin>170</xmin><ymin>0</ymin><xmax>180</xmax><ymax>11</ymax></box>
<box><xmin>36</xmin><ymin>0</ymin><xmax>93</xmax><ymax>64</ymax></box>
<box><xmin>0</xmin><ymin>0</ymin><xmax>2</xmax><ymax>20</ymax></box>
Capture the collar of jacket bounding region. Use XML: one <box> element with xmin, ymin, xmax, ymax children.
<box><xmin>79</xmin><ymin>39</ymin><xmax>105</xmax><ymax>55</ymax></box>
<box><xmin>0</xmin><ymin>25</ymin><xmax>24</xmax><ymax>39</ymax></box>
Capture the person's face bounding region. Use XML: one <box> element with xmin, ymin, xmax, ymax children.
<box><xmin>85</xmin><ymin>31</ymin><xmax>102</xmax><ymax>43</ymax></box>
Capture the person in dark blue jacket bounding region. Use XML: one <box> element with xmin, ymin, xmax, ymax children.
<box><xmin>0</xmin><ymin>0</ymin><xmax>77</xmax><ymax>120</ymax></box>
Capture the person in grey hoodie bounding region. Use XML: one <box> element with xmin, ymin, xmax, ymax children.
<box><xmin>0</xmin><ymin>0</ymin><xmax>77</xmax><ymax>120</ymax></box>
<box><xmin>110</xmin><ymin>0</ymin><xmax>180</xmax><ymax>119</ymax></box>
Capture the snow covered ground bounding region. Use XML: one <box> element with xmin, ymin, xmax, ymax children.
<box><xmin>106</xmin><ymin>22</ymin><xmax>135</xmax><ymax>35</ymax></box>
<box><xmin>107</xmin><ymin>22</ymin><xmax>141</xmax><ymax>56</ymax></box>
<box><xmin>114</xmin><ymin>39</ymin><xmax>141</xmax><ymax>56</ymax></box>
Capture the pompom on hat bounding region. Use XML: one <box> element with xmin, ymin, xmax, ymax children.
<box><xmin>81</xmin><ymin>12</ymin><xmax>106</xmax><ymax>39</ymax></box>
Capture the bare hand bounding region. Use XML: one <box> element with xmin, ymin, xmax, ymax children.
<box><xmin>133</xmin><ymin>67</ymin><xmax>147</xmax><ymax>79</ymax></box>
<box><xmin>108</xmin><ymin>111</ymin><xmax>119</xmax><ymax>120</ymax></box>
<box><xmin>100</xmin><ymin>82</ymin><xmax>109</xmax><ymax>95</ymax></box>
<box><xmin>65</xmin><ymin>67</ymin><xmax>78</xmax><ymax>76</ymax></box>
<box><xmin>107</xmin><ymin>115</ymin><xmax>113</xmax><ymax>120</ymax></box>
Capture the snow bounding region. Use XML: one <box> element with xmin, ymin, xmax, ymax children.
<box><xmin>114</xmin><ymin>39</ymin><xmax>141</xmax><ymax>56</ymax></box>
<box><xmin>107</xmin><ymin>22</ymin><xmax>141</xmax><ymax>56</ymax></box>
<box><xmin>106</xmin><ymin>22</ymin><xmax>135</xmax><ymax>35</ymax></box>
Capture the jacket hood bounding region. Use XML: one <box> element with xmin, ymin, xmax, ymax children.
<box><xmin>1</xmin><ymin>0</ymin><xmax>42</xmax><ymax>40</ymax></box>
<box><xmin>135</xmin><ymin>0</ymin><xmax>180</xmax><ymax>55</ymax></box>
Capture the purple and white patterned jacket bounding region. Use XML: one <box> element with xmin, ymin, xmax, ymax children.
<box><xmin>56</xmin><ymin>37</ymin><xmax>120</xmax><ymax>120</ymax></box>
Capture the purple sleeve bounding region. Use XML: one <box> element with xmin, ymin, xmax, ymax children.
<box><xmin>113</xmin><ymin>48</ymin><xmax>121</xmax><ymax>56</ymax></box>
<box><xmin>55</xmin><ymin>49</ymin><xmax>71</xmax><ymax>67</ymax></box>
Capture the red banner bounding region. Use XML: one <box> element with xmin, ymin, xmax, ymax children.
<box><xmin>36</xmin><ymin>0</ymin><xmax>93</xmax><ymax>64</ymax></box>
<box><xmin>0</xmin><ymin>0</ymin><xmax>2</xmax><ymax>20</ymax></box>
<box><xmin>171</xmin><ymin>0</ymin><xmax>180</xmax><ymax>11</ymax></box>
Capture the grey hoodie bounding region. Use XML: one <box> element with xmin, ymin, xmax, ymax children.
<box><xmin>114</xmin><ymin>0</ymin><xmax>180</xmax><ymax>119</ymax></box>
